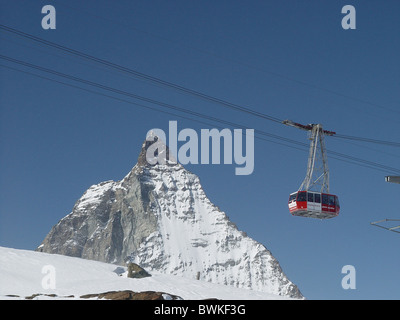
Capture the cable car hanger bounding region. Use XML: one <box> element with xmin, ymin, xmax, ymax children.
<box><xmin>284</xmin><ymin>120</ymin><xmax>340</xmax><ymax>219</ymax></box>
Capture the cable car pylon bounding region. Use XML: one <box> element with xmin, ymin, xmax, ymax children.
<box><xmin>370</xmin><ymin>176</ymin><xmax>400</xmax><ymax>234</ymax></box>
<box><xmin>283</xmin><ymin>120</ymin><xmax>340</xmax><ymax>219</ymax></box>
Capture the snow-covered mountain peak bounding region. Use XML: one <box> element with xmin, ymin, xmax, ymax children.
<box><xmin>37</xmin><ymin>137</ymin><xmax>303</xmax><ymax>299</ymax></box>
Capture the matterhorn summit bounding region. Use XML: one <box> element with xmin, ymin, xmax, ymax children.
<box><xmin>37</xmin><ymin>135</ymin><xmax>303</xmax><ymax>299</ymax></box>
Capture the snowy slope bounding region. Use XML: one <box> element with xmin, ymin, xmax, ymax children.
<box><xmin>0</xmin><ymin>246</ymin><xmax>294</xmax><ymax>300</ymax></box>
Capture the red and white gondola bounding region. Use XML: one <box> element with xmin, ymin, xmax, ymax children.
<box><xmin>288</xmin><ymin>191</ymin><xmax>340</xmax><ymax>219</ymax></box>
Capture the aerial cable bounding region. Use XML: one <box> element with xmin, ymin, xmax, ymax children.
<box><xmin>0</xmin><ymin>56</ymin><xmax>304</xmax><ymax>149</ymax></box>
<box><xmin>0</xmin><ymin>63</ymin><xmax>379</xmax><ymax>175</ymax></box>
<box><xmin>1</xmin><ymin>24</ymin><xmax>398</xmax><ymax>149</ymax></box>
<box><xmin>0</xmin><ymin>24</ymin><xmax>283</xmax><ymax>124</ymax></box>
<box><xmin>0</xmin><ymin>62</ymin><xmax>309</xmax><ymax>154</ymax></box>
<box><xmin>1</xmin><ymin>54</ymin><xmax>400</xmax><ymax>175</ymax></box>
<box><xmin>50</xmin><ymin>3</ymin><xmax>400</xmax><ymax>118</ymax></box>
<box><xmin>332</xmin><ymin>134</ymin><xmax>400</xmax><ymax>147</ymax></box>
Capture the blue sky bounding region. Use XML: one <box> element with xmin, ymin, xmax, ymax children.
<box><xmin>0</xmin><ymin>0</ymin><xmax>399</xmax><ymax>299</ymax></box>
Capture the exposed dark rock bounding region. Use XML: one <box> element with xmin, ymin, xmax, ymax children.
<box><xmin>80</xmin><ymin>290</ymin><xmax>182</xmax><ymax>300</ymax></box>
<box><xmin>127</xmin><ymin>262</ymin><xmax>151</xmax><ymax>278</ymax></box>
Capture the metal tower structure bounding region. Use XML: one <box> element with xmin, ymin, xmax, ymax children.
<box><xmin>283</xmin><ymin>120</ymin><xmax>336</xmax><ymax>193</ymax></box>
<box><xmin>371</xmin><ymin>176</ymin><xmax>400</xmax><ymax>234</ymax></box>
<box><xmin>385</xmin><ymin>176</ymin><xmax>400</xmax><ymax>184</ymax></box>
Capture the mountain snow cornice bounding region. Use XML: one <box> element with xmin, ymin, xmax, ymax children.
<box><xmin>37</xmin><ymin>137</ymin><xmax>303</xmax><ymax>299</ymax></box>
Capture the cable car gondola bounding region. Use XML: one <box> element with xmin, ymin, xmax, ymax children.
<box><xmin>283</xmin><ymin>120</ymin><xmax>340</xmax><ymax>219</ymax></box>
<box><xmin>288</xmin><ymin>191</ymin><xmax>340</xmax><ymax>219</ymax></box>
